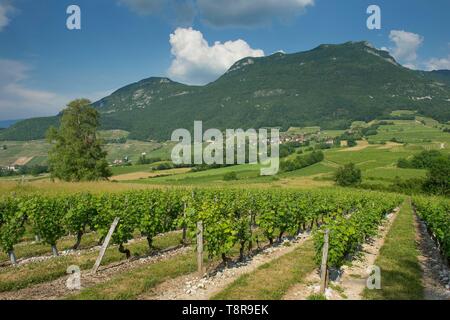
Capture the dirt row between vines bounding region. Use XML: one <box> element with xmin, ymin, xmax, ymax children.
<box><xmin>0</xmin><ymin>231</ymin><xmax>181</xmax><ymax>269</ymax></box>
<box><xmin>0</xmin><ymin>232</ymin><xmax>312</xmax><ymax>300</ymax></box>
<box><xmin>0</xmin><ymin>244</ymin><xmax>190</xmax><ymax>300</ymax></box>
<box><xmin>138</xmin><ymin>233</ymin><xmax>312</xmax><ymax>300</ymax></box>
<box><xmin>415</xmin><ymin>214</ymin><xmax>450</xmax><ymax>300</ymax></box>
<box><xmin>283</xmin><ymin>207</ymin><xmax>400</xmax><ymax>300</ymax></box>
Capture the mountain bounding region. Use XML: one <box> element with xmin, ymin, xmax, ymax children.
<box><xmin>425</xmin><ymin>70</ymin><xmax>450</xmax><ymax>86</ymax></box>
<box><xmin>0</xmin><ymin>119</ymin><xmax>22</xmax><ymax>129</ymax></box>
<box><xmin>2</xmin><ymin>41</ymin><xmax>450</xmax><ymax>141</ymax></box>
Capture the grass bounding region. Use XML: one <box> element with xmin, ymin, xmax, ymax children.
<box><xmin>110</xmin><ymin>164</ymin><xmax>155</xmax><ymax>175</ymax></box>
<box><xmin>69</xmin><ymin>251</ymin><xmax>197</xmax><ymax>300</ymax></box>
<box><xmin>364</xmin><ymin>167</ymin><xmax>427</xmax><ymax>183</ymax></box>
<box><xmin>0</xmin><ymin>140</ymin><xmax>50</xmax><ymax>166</ymax></box>
<box><xmin>0</xmin><ymin>231</ymin><xmax>182</xmax><ymax>292</ymax></box>
<box><xmin>363</xmin><ymin>199</ymin><xmax>424</xmax><ymax>300</ymax></box>
<box><xmin>69</xmin><ymin>231</ymin><xmax>271</xmax><ymax>300</ymax></box>
<box><xmin>0</xmin><ymin>139</ymin><xmax>175</xmax><ymax>168</ymax></box>
<box><xmin>212</xmin><ymin>239</ymin><xmax>316</xmax><ymax>300</ymax></box>
<box><xmin>128</xmin><ymin>164</ymin><xmax>262</xmax><ymax>186</ymax></box>
<box><xmin>0</xmin><ymin>180</ymin><xmax>162</xmax><ymax>196</ymax></box>
<box><xmin>368</xmin><ymin>121</ymin><xmax>450</xmax><ymax>146</ymax></box>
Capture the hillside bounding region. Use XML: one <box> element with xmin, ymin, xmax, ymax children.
<box><xmin>2</xmin><ymin>41</ymin><xmax>450</xmax><ymax>141</ymax></box>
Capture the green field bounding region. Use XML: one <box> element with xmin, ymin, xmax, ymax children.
<box><xmin>368</xmin><ymin>120</ymin><xmax>450</xmax><ymax>145</ymax></box>
<box><xmin>0</xmin><ymin>139</ymin><xmax>175</xmax><ymax>167</ymax></box>
<box><xmin>2</xmin><ymin>116</ymin><xmax>449</xmax><ymax>188</ymax></box>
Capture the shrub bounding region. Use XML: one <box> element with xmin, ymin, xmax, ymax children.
<box><xmin>223</xmin><ymin>172</ymin><xmax>238</xmax><ymax>181</ymax></box>
<box><xmin>334</xmin><ymin>163</ymin><xmax>362</xmax><ymax>187</ymax></box>
<box><xmin>423</xmin><ymin>156</ymin><xmax>450</xmax><ymax>196</ymax></box>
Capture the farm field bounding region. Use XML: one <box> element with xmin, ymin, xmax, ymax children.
<box><xmin>0</xmin><ymin>138</ymin><xmax>175</xmax><ymax>167</ymax></box>
<box><xmin>0</xmin><ymin>187</ymin><xmax>448</xmax><ymax>301</ymax></box>
<box><xmin>0</xmin><ymin>117</ymin><xmax>449</xmax><ymax>301</ymax></box>
<box><xmin>2</xmin><ymin>1</ymin><xmax>450</xmax><ymax>309</ymax></box>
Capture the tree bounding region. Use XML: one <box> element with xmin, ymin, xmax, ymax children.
<box><xmin>334</xmin><ymin>163</ymin><xmax>362</xmax><ymax>187</ymax></box>
<box><xmin>46</xmin><ymin>99</ymin><xmax>111</xmax><ymax>181</ymax></box>
<box><xmin>423</xmin><ymin>156</ymin><xmax>450</xmax><ymax>196</ymax></box>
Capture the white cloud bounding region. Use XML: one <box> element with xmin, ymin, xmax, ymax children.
<box><xmin>0</xmin><ymin>59</ymin><xmax>114</xmax><ymax>120</ymax></box>
<box><xmin>197</xmin><ymin>0</ymin><xmax>315</xmax><ymax>27</ymax></box>
<box><xmin>0</xmin><ymin>59</ymin><xmax>67</xmax><ymax>120</ymax></box>
<box><xmin>386</xmin><ymin>30</ymin><xmax>423</xmax><ymax>69</ymax></box>
<box><xmin>425</xmin><ymin>55</ymin><xmax>450</xmax><ymax>71</ymax></box>
<box><xmin>0</xmin><ymin>1</ymin><xmax>14</xmax><ymax>31</ymax></box>
<box><xmin>167</xmin><ymin>27</ymin><xmax>264</xmax><ymax>85</ymax></box>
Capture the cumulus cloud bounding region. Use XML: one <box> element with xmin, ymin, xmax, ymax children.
<box><xmin>197</xmin><ymin>0</ymin><xmax>315</xmax><ymax>27</ymax></box>
<box><xmin>167</xmin><ymin>27</ymin><xmax>264</xmax><ymax>85</ymax></box>
<box><xmin>425</xmin><ymin>55</ymin><xmax>450</xmax><ymax>71</ymax></box>
<box><xmin>386</xmin><ymin>30</ymin><xmax>423</xmax><ymax>69</ymax></box>
<box><xmin>0</xmin><ymin>1</ymin><xmax>14</xmax><ymax>31</ymax></box>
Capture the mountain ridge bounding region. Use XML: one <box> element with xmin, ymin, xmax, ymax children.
<box><xmin>2</xmin><ymin>41</ymin><xmax>450</xmax><ymax>141</ymax></box>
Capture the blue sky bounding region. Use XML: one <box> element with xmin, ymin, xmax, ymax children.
<box><xmin>0</xmin><ymin>0</ymin><xmax>449</xmax><ymax>120</ymax></box>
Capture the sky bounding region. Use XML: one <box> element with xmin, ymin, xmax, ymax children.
<box><xmin>0</xmin><ymin>0</ymin><xmax>449</xmax><ymax>120</ymax></box>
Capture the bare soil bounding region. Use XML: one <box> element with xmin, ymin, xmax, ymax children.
<box><xmin>12</xmin><ymin>156</ymin><xmax>33</xmax><ymax>166</ymax></box>
<box><xmin>138</xmin><ymin>234</ymin><xmax>311</xmax><ymax>300</ymax></box>
<box><xmin>283</xmin><ymin>208</ymin><xmax>400</xmax><ymax>300</ymax></box>
<box><xmin>0</xmin><ymin>245</ymin><xmax>190</xmax><ymax>300</ymax></box>
<box><xmin>415</xmin><ymin>215</ymin><xmax>450</xmax><ymax>300</ymax></box>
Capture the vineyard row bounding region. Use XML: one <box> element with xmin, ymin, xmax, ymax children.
<box><xmin>0</xmin><ymin>189</ymin><xmax>403</xmax><ymax>268</ymax></box>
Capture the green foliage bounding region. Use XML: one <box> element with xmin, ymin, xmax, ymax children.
<box><xmin>397</xmin><ymin>150</ymin><xmax>446</xmax><ymax>169</ymax></box>
<box><xmin>334</xmin><ymin>163</ymin><xmax>362</xmax><ymax>186</ymax></box>
<box><xmin>0</xmin><ymin>189</ymin><xmax>406</xmax><ymax>269</ymax></box>
<box><xmin>0</xmin><ymin>165</ymin><xmax>48</xmax><ymax>177</ymax></box>
<box><xmin>397</xmin><ymin>151</ymin><xmax>450</xmax><ymax>195</ymax></box>
<box><xmin>423</xmin><ymin>156</ymin><xmax>450</xmax><ymax>196</ymax></box>
<box><xmin>24</xmin><ymin>196</ymin><xmax>67</xmax><ymax>247</ymax></box>
<box><xmin>0</xmin><ymin>198</ymin><xmax>25</xmax><ymax>253</ymax></box>
<box><xmin>280</xmin><ymin>151</ymin><xmax>324</xmax><ymax>172</ymax></box>
<box><xmin>136</xmin><ymin>156</ymin><xmax>161</xmax><ymax>165</ymax></box>
<box><xmin>314</xmin><ymin>194</ymin><xmax>401</xmax><ymax>268</ymax></box>
<box><xmin>279</xmin><ymin>143</ymin><xmax>298</xmax><ymax>158</ymax></box>
<box><xmin>46</xmin><ymin>99</ymin><xmax>111</xmax><ymax>182</ymax></box>
<box><xmin>223</xmin><ymin>171</ymin><xmax>238</xmax><ymax>181</ymax></box>
<box><xmin>347</xmin><ymin>139</ymin><xmax>357</xmax><ymax>147</ymax></box>
<box><xmin>64</xmin><ymin>193</ymin><xmax>97</xmax><ymax>246</ymax></box>
<box><xmin>414</xmin><ymin>197</ymin><xmax>450</xmax><ymax>262</ymax></box>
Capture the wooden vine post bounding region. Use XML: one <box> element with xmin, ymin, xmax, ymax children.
<box><xmin>182</xmin><ymin>202</ymin><xmax>187</xmax><ymax>245</ymax></box>
<box><xmin>92</xmin><ymin>217</ymin><xmax>120</xmax><ymax>274</ymax></box>
<box><xmin>197</xmin><ymin>221</ymin><xmax>204</xmax><ymax>277</ymax></box>
<box><xmin>320</xmin><ymin>229</ymin><xmax>330</xmax><ymax>294</ymax></box>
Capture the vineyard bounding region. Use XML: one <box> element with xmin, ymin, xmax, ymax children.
<box><xmin>1</xmin><ymin>188</ymin><xmax>450</xmax><ymax>300</ymax></box>
<box><xmin>0</xmin><ymin>188</ymin><xmax>401</xmax><ymax>267</ymax></box>
<box><xmin>413</xmin><ymin>196</ymin><xmax>450</xmax><ymax>263</ymax></box>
